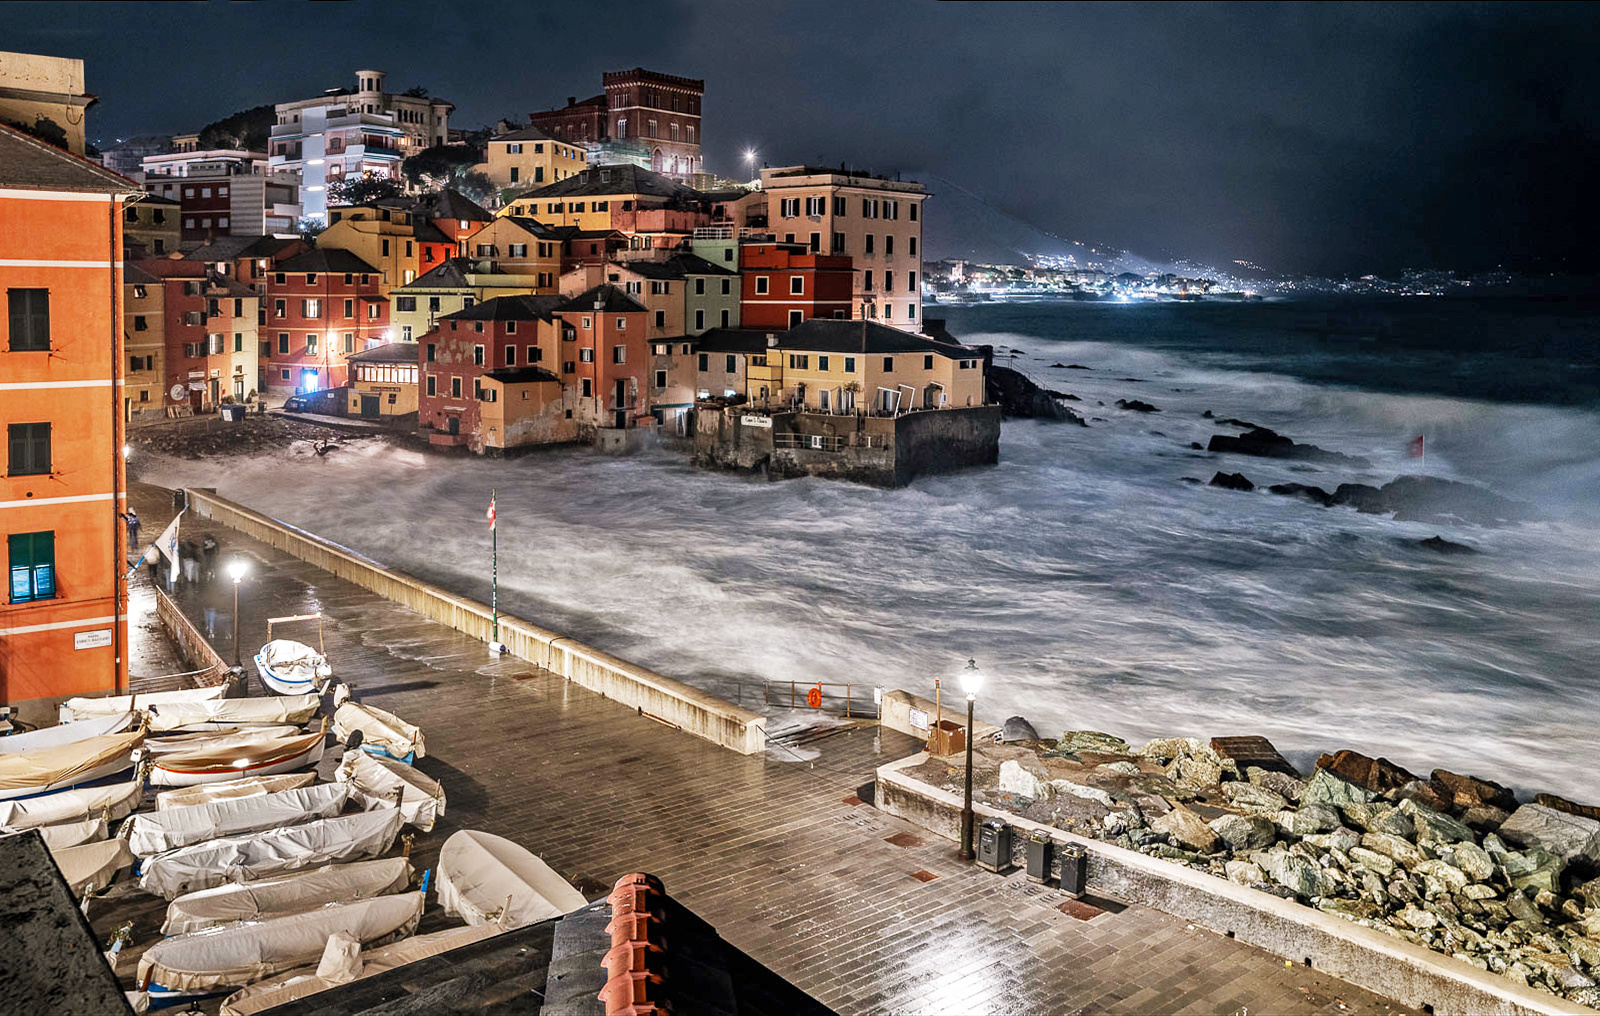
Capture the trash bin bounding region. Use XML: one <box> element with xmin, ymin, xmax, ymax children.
<box><xmin>927</xmin><ymin>719</ymin><xmax>966</xmax><ymax>756</ymax></box>
<box><xmin>221</xmin><ymin>404</ymin><xmax>244</xmax><ymax>422</ymax></box>
<box><xmin>1025</xmin><ymin>830</ymin><xmax>1054</xmax><ymax>884</ymax></box>
<box><xmin>171</xmin><ymin>489</ymin><xmax>187</xmax><ymax>512</ymax></box>
<box><xmin>1060</xmin><ymin>842</ymin><xmax>1088</xmax><ymax>898</ymax></box>
<box><xmin>976</xmin><ymin>817</ymin><xmax>1012</xmax><ymax>873</ymax></box>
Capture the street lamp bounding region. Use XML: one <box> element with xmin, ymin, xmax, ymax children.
<box><xmin>743</xmin><ymin>148</ymin><xmax>757</xmax><ymax>177</ymax></box>
<box><xmin>958</xmin><ymin>658</ymin><xmax>983</xmax><ymax>861</ymax></box>
<box><xmin>227</xmin><ymin>557</ymin><xmax>249</xmax><ymax>667</ymax></box>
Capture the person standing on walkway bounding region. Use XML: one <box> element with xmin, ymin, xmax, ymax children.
<box><xmin>124</xmin><ymin>509</ymin><xmax>140</xmax><ymax>555</ymax></box>
<box><xmin>143</xmin><ymin>546</ymin><xmax>161</xmax><ymax>588</ymax></box>
<box><xmin>201</xmin><ymin>533</ymin><xmax>220</xmax><ymax>583</ymax></box>
<box><xmin>180</xmin><ymin>540</ymin><xmax>200</xmax><ymax>586</ymax></box>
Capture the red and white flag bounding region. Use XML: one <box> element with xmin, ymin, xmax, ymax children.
<box><xmin>1407</xmin><ymin>435</ymin><xmax>1425</xmax><ymax>458</ymax></box>
<box><xmin>486</xmin><ymin>497</ymin><xmax>497</xmax><ymax>531</ymax></box>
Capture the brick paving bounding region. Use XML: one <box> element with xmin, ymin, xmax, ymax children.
<box><xmin>107</xmin><ymin>481</ymin><xmax>1414</xmax><ymax>1015</ymax></box>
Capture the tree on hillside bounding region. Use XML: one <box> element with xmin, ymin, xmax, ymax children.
<box><xmin>401</xmin><ymin>143</ymin><xmax>482</xmax><ymax>188</ymax></box>
<box><xmin>328</xmin><ymin>174</ymin><xmax>404</xmax><ymax>206</ymax></box>
<box><xmin>402</xmin><ymin>86</ymin><xmax>429</xmax><ymax>98</ymax></box>
<box><xmin>198</xmin><ymin>104</ymin><xmax>275</xmax><ymax>152</ymax></box>
<box><xmin>453</xmin><ymin>171</ymin><xmax>497</xmax><ymax>208</ymax></box>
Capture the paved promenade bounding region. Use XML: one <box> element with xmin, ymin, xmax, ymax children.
<box><xmin>121</xmin><ymin>482</ymin><xmax>1410</xmax><ymax>1015</ymax></box>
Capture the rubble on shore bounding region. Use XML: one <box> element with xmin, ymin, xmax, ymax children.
<box><xmin>909</xmin><ymin>730</ymin><xmax>1600</xmax><ymax>1007</ymax></box>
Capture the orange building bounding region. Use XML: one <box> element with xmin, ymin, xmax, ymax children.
<box><xmin>1</xmin><ymin>125</ymin><xmax>138</xmax><ymax>710</ymax></box>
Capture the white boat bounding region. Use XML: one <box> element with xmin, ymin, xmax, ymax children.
<box><xmin>156</xmin><ymin>771</ymin><xmax>316</xmax><ymax>812</ymax></box>
<box><xmin>137</xmin><ymin>892</ymin><xmax>424</xmax><ymax>999</ymax></box>
<box><xmin>59</xmin><ymin>683</ymin><xmax>228</xmax><ymax>723</ymax></box>
<box><xmin>148</xmin><ymin>731</ymin><xmax>326</xmax><ymax>788</ymax></box>
<box><xmin>146</xmin><ymin>726</ymin><xmax>303</xmax><ymax>755</ymax></box>
<box><xmin>51</xmin><ymin>836</ymin><xmax>136</xmax><ymax>897</ymax></box>
<box><xmin>139</xmin><ymin>806</ymin><xmax>404</xmax><ymax>899</ymax></box>
<box><xmin>254</xmin><ymin>639</ymin><xmax>331</xmax><ymax>696</ymax></box>
<box><xmin>336</xmin><ymin>749</ymin><xmax>445</xmax><ymax>831</ymax></box>
<box><xmin>145</xmin><ymin>695</ymin><xmax>320</xmax><ymax>732</ymax></box>
<box><xmin>162</xmin><ymin>857</ymin><xmax>413</xmax><ymax>936</ymax></box>
<box><xmin>0</xmin><ymin>729</ymin><xmax>146</xmax><ymax>801</ymax></box>
<box><xmin>217</xmin><ymin>924</ymin><xmax>500</xmax><ymax>1015</ymax></box>
<box><xmin>26</xmin><ymin>812</ymin><xmax>107</xmax><ymax>850</ymax></box>
<box><xmin>0</xmin><ymin>776</ymin><xmax>142</xmax><ymax>829</ymax></box>
<box><xmin>0</xmin><ymin>710</ymin><xmax>138</xmax><ymax>753</ymax></box>
<box><xmin>129</xmin><ymin>783</ymin><xmax>349</xmax><ymax>857</ymax></box>
<box><xmin>332</xmin><ymin>700</ymin><xmax>425</xmax><ymax>762</ymax></box>
<box><xmin>436</xmin><ymin>829</ymin><xmax>587</xmax><ymax>929</ymax></box>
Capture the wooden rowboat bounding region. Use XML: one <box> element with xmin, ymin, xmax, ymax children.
<box><xmin>148</xmin><ymin>731</ymin><xmax>326</xmax><ymax>788</ymax></box>
<box><xmin>0</xmin><ymin>729</ymin><xmax>146</xmax><ymax>802</ymax></box>
<box><xmin>436</xmin><ymin>829</ymin><xmax>587</xmax><ymax>929</ymax></box>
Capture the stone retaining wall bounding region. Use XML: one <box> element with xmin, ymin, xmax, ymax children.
<box><xmin>140</xmin><ymin>587</ymin><xmax>233</xmax><ymax>694</ymax></box>
<box><xmin>875</xmin><ymin>754</ymin><xmax>1592</xmax><ymax>1016</ymax></box>
<box><xmin>186</xmin><ymin>489</ymin><xmax>768</xmax><ymax>755</ymax></box>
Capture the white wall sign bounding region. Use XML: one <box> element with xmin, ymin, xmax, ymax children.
<box><xmin>74</xmin><ymin>629</ymin><xmax>113</xmax><ymax>650</ymax></box>
<box><xmin>740</xmin><ymin>414</ymin><xmax>772</xmax><ymax>429</ymax></box>
<box><xmin>908</xmin><ymin>707</ymin><xmax>929</xmax><ymax>730</ymax></box>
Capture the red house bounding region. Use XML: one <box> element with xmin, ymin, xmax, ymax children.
<box><xmin>418</xmin><ymin>294</ymin><xmax>564</xmax><ymax>446</ymax></box>
<box><xmin>133</xmin><ymin>257</ymin><xmax>211</xmax><ymax>411</ymax></box>
<box><xmin>552</xmin><ymin>285</ymin><xmax>651</xmax><ymax>432</ymax></box>
<box><xmin>738</xmin><ymin>242</ymin><xmax>853</xmax><ymax>329</ymax></box>
<box><xmin>261</xmin><ymin>249</ymin><xmax>388</xmax><ymax>394</ymax></box>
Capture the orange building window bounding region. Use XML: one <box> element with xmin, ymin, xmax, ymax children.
<box><xmin>8</xmin><ymin>531</ymin><xmax>56</xmax><ymax>603</ymax></box>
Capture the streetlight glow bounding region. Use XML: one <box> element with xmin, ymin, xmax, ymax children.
<box><xmin>958</xmin><ymin>657</ymin><xmax>982</xmax><ymax>861</ymax></box>
<box><xmin>959</xmin><ymin>658</ymin><xmax>983</xmax><ymax>699</ymax></box>
<box><xmin>227</xmin><ymin>558</ymin><xmax>248</xmax><ymax>583</ymax></box>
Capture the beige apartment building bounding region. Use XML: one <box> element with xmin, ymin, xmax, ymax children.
<box><xmin>477</xmin><ymin>126</ymin><xmax>587</xmax><ymax>202</ymax></box>
<box><xmin>0</xmin><ymin>50</ymin><xmax>95</xmax><ymax>154</ymax></box>
<box><xmin>760</xmin><ymin>166</ymin><xmax>927</xmax><ymax>327</ymax></box>
<box><xmin>391</xmin><ymin>259</ymin><xmax>546</xmax><ymax>343</ymax></box>
<box><xmin>125</xmin><ymin>265</ymin><xmax>166</xmax><ymax>420</ymax></box>
<box><xmin>204</xmin><ymin>274</ymin><xmax>260</xmax><ymax>402</ymax></box>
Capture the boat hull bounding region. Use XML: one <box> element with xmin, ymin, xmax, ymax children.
<box><xmin>149</xmin><ymin>734</ymin><xmax>326</xmax><ymax>788</ymax></box>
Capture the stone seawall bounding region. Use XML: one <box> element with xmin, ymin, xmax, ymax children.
<box><xmin>186</xmin><ymin>488</ymin><xmax>767</xmax><ymax>755</ymax></box>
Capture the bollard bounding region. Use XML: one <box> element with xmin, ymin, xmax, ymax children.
<box><xmin>976</xmin><ymin>818</ymin><xmax>1012</xmax><ymax>874</ymax></box>
<box><xmin>1025</xmin><ymin>830</ymin><xmax>1053</xmax><ymax>884</ymax></box>
<box><xmin>1060</xmin><ymin>842</ymin><xmax>1088</xmax><ymax>898</ymax></box>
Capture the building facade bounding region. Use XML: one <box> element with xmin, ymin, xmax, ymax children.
<box><xmin>391</xmin><ymin>258</ymin><xmax>544</xmax><ymax>343</ymax></box>
<box><xmin>738</xmin><ymin>242</ymin><xmax>854</xmax><ymax>329</ymax></box>
<box><xmin>418</xmin><ymin>295</ymin><xmax>564</xmax><ymax>448</ymax></box>
<box><xmin>0</xmin><ymin>50</ymin><xmax>95</xmax><ymax>155</ymax></box>
<box><xmin>477</xmin><ymin>126</ymin><xmax>587</xmax><ymax>200</ymax></box>
<box><xmin>1</xmin><ymin>125</ymin><xmax>134</xmax><ymax>709</ymax></box>
<box><xmin>261</xmin><ymin>249</ymin><xmax>388</xmax><ymax>393</ymax></box>
<box><xmin>124</xmin><ymin>265</ymin><xmax>166</xmax><ymax>419</ymax></box>
<box><xmin>528</xmin><ymin>68</ymin><xmax>704</xmax><ymax>181</ymax></box>
<box><xmin>142</xmin><ymin>156</ymin><xmax>302</xmax><ymax>244</ymax></box>
<box><xmin>123</xmin><ymin>194</ymin><xmax>180</xmax><ymax>257</ymax></box>
<box><xmin>345</xmin><ymin>341</ymin><xmax>419</xmax><ymax>418</ymax></box>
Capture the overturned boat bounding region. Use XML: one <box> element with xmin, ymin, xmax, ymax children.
<box><xmin>0</xmin><ymin>729</ymin><xmax>146</xmax><ymax>801</ymax></box>
<box><xmin>436</xmin><ymin>829</ymin><xmax>587</xmax><ymax>929</ymax></box>
<box><xmin>129</xmin><ymin>782</ymin><xmax>349</xmax><ymax>856</ymax></box>
<box><xmin>0</xmin><ymin>775</ymin><xmax>142</xmax><ymax>830</ymax></box>
<box><xmin>254</xmin><ymin>638</ymin><xmax>331</xmax><ymax>696</ymax></box>
<box><xmin>51</xmin><ymin>836</ymin><xmax>137</xmax><ymax>897</ymax></box>
<box><xmin>1</xmin><ymin>710</ymin><xmax>138</xmax><ymax>752</ymax></box>
<box><xmin>332</xmin><ymin>697</ymin><xmax>425</xmax><ymax>763</ymax></box>
<box><xmin>162</xmin><ymin>857</ymin><xmax>413</xmax><ymax>936</ymax></box>
<box><xmin>137</xmin><ymin>891</ymin><xmax>424</xmax><ymax>1002</ymax></box>
<box><xmin>217</xmin><ymin>924</ymin><xmax>500</xmax><ymax>1015</ymax></box>
<box><xmin>59</xmin><ymin>683</ymin><xmax>227</xmax><ymax>723</ymax></box>
<box><xmin>148</xmin><ymin>731</ymin><xmax>326</xmax><ymax>788</ymax></box>
<box><xmin>156</xmin><ymin>771</ymin><xmax>315</xmax><ymax>812</ymax></box>
<box><xmin>145</xmin><ymin>695</ymin><xmax>320</xmax><ymax>732</ymax></box>
<box><xmin>336</xmin><ymin>748</ymin><xmax>445</xmax><ymax>831</ymax></box>
<box><xmin>139</xmin><ymin>805</ymin><xmax>404</xmax><ymax>899</ymax></box>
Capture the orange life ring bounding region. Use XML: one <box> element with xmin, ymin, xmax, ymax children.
<box><xmin>806</xmin><ymin>686</ymin><xmax>822</xmax><ymax>709</ymax></box>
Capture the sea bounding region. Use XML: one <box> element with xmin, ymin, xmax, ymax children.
<box><xmin>138</xmin><ymin>296</ymin><xmax>1600</xmax><ymax>800</ymax></box>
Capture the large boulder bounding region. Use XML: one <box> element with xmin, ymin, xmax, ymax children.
<box><xmin>1300</xmin><ymin>769</ymin><xmax>1376</xmax><ymax>808</ymax></box>
<box><xmin>987</xmin><ymin>364</ymin><xmax>1087</xmax><ymax>423</ymax></box>
<box><xmin>1115</xmin><ymin>398</ymin><xmax>1160</xmax><ymax>413</ymax></box>
<box><xmin>1532</xmin><ymin>793</ymin><xmax>1600</xmax><ymax>822</ymax></box>
<box><xmin>1167</xmin><ymin>752</ymin><xmax>1226</xmax><ymax>789</ymax></box>
<box><xmin>1414</xmin><ymin>859</ymin><xmax>1470</xmax><ymax>895</ymax></box>
<box><xmin>1247</xmin><ymin>767</ymin><xmax>1305</xmax><ymax>803</ymax></box>
<box><xmin>1399</xmin><ymin>799</ymin><xmax>1476</xmax><ymax>845</ymax></box>
<box><xmin>1209</xmin><ymin>471</ymin><xmax>1254</xmax><ymax>492</ymax></box>
<box><xmin>1225</xmin><ymin>859</ymin><xmax>1265</xmax><ymax>885</ymax></box>
<box><xmin>1222</xmin><ymin>782</ymin><xmax>1289</xmax><ymax>815</ymax></box>
<box><xmin>1502</xmin><ymin>848</ymin><xmax>1566</xmax><ymax>895</ymax></box>
<box><xmin>1347</xmin><ymin>846</ymin><xmax>1398</xmax><ymax>877</ymax></box>
<box><xmin>1392</xmin><ymin>779</ymin><xmax>1454</xmax><ymax>813</ymax></box>
<box><xmin>998</xmin><ymin>759</ymin><xmax>1052</xmax><ymax>801</ymax></box>
<box><xmin>1151</xmin><ymin>804</ymin><xmax>1222</xmax><ymax>854</ymax></box>
<box><xmin>1315</xmin><ymin>749</ymin><xmax>1421</xmax><ymax>797</ymax></box>
<box><xmin>1267</xmin><ymin>483</ymin><xmax>1335</xmax><ymax>507</ymax></box>
<box><xmin>1360</xmin><ymin>831</ymin><xmax>1427</xmax><ymax>869</ymax></box>
<box><xmin>1276</xmin><ymin>805</ymin><xmax>1341</xmax><ymax>838</ymax></box>
<box><xmin>1259</xmin><ymin>849</ymin><xmax>1334</xmax><ymax>899</ymax></box>
<box><xmin>1207</xmin><ymin>427</ymin><xmax>1372</xmax><ymax>468</ymax></box>
<box><xmin>1375</xmin><ymin>475</ymin><xmax>1533</xmax><ymax>526</ymax></box>
<box><xmin>1138</xmin><ymin>736</ymin><xmax>1204</xmax><ymax>762</ymax></box>
<box><xmin>1058</xmin><ymin>730</ymin><xmax>1130</xmax><ymax>755</ymax></box>
<box><xmin>1497</xmin><ymin>804</ymin><xmax>1600</xmax><ymax>865</ymax></box>
<box><xmin>1444</xmin><ymin>841</ymin><xmax>1496</xmax><ymax>883</ymax></box>
<box><xmin>1051</xmin><ymin>779</ymin><xmax>1116</xmax><ymax>808</ymax></box>
<box><xmin>1000</xmin><ymin>716</ymin><xmax>1041</xmax><ymax>743</ymax></box>
<box><xmin>1210</xmin><ymin>813</ymin><xmax>1277</xmax><ymax>852</ymax></box>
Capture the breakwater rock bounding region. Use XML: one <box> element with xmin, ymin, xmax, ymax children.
<box><xmin>987</xmin><ymin>365</ymin><xmax>1088</xmax><ymax>425</ymax></box>
<box><xmin>1334</xmin><ymin>476</ymin><xmax>1533</xmax><ymax>526</ymax></box>
<box><xmin>912</xmin><ymin>732</ymin><xmax>1600</xmax><ymax>1006</ymax></box>
<box><xmin>1208</xmin><ymin>427</ymin><xmax>1373</xmax><ymax>468</ymax></box>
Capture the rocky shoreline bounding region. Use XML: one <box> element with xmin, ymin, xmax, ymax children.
<box><xmin>910</xmin><ymin>727</ymin><xmax>1600</xmax><ymax>1008</ymax></box>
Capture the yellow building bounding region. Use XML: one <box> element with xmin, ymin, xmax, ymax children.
<box><xmin>204</xmin><ymin>273</ymin><xmax>260</xmax><ymax>403</ymax></box>
<box><xmin>321</xmin><ymin>200</ymin><xmax>453</xmax><ymax>292</ymax></box>
<box><xmin>477</xmin><ymin>366</ymin><xmax>575</xmax><ymax>448</ymax></box>
<box><xmin>123</xmin><ymin>194</ymin><xmax>180</xmax><ymax>257</ymax></box>
<box><xmin>345</xmin><ymin>341</ymin><xmax>419</xmax><ymax>418</ymax></box>
<box><xmin>463</xmin><ymin>217</ymin><xmax>562</xmax><ymax>285</ymax></box>
<box><xmin>391</xmin><ymin>258</ymin><xmax>546</xmax><ymax>343</ymax></box>
<box><xmin>477</xmin><ymin>126</ymin><xmax>586</xmax><ymax>204</ymax></box>
<box><xmin>124</xmin><ymin>264</ymin><xmax>165</xmax><ymax>420</ymax></box>
<box><xmin>497</xmin><ymin>164</ymin><xmax>706</xmax><ymax>237</ymax></box>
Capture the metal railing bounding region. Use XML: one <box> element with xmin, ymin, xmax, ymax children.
<box><xmin>726</xmin><ymin>680</ymin><xmax>879</xmax><ymax>719</ymax></box>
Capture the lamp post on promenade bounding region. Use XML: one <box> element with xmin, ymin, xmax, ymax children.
<box><xmin>958</xmin><ymin>658</ymin><xmax>983</xmax><ymax>861</ymax></box>
<box><xmin>227</xmin><ymin>557</ymin><xmax>249</xmax><ymax>667</ymax></box>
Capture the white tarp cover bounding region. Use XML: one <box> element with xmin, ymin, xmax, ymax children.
<box><xmin>129</xmin><ymin>783</ymin><xmax>350</xmax><ymax>857</ymax></box>
<box><xmin>28</xmin><ymin>813</ymin><xmax>107</xmax><ymax>850</ymax></box>
<box><xmin>0</xmin><ymin>778</ymin><xmax>142</xmax><ymax>829</ymax></box>
<box><xmin>162</xmin><ymin>857</ymin><xmax>413</xmax><ymax>936</ymax></box>
<box><xmin>60</xmin><ymin>684</ymin><xmax>227</xmax><ymax>722</ymax></box>
<box><xmin>436</xmin><ymin>829</ymin><xmax>587</xmax><ymax>929</ymax></box>
<box><xmin>157</xmin><ymin>772</ymin><xmax>315</xmax><ymax>812</ymax></box>
<box><xmin>146</xmin><ymin>726</ymin><xmax>302</xmax><ymax>755</ymax></box>
<box><xmin>217</xmin><ymin>924</ymin><xmax>501</xmax><ymax>1016</ymax></box>
<box><xmin>1</xmin><ymin>711</ymin><xmax>138</xmax><ymax>753</ymax></box>
<box><xmin>333</xmin><ymin>701</ymin><xmax>426</xmax><ymax>760</ymax></box>
<box><xmin>137</xmin><ymin>892</ymin><xmax>424</xmax><ymax>993</ymax></box>
<box><xmin>146</xmin><ymin>696</ymin><xmax>320</xmax><ymax>732</ymax></box>
<box><xmin>256</xmin><ymin>640</ymin><xmax>331</xmax><ymax>692</ymax></box>
<box><xmin>140</xmin><ymin>806</ymin><xmax>403</xmax><ymax>899</ymax></box>
<box><xmin>51</xmin><ymin>837</ymin><xmax>136</xmax><ymax>897</ymax></box>
<box><xmin>0</xmin><ymin>730</ymin><xmax>145</xmax><ymax>800</ymax></box>
<box><xmin>336</xmin><ymin>750</ymin><xmax>445</xmax><ymax>831</ymax></box>
<box><xmin>148</xmin><ymin>732</ymin><xmax>325</xmax><ymax>788</ymax></box>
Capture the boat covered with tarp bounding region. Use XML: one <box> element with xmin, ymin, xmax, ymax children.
<box><xmin>139</xmin><ymin>805</ymin><xmax>404</xmax><ymax>899</ymax></box>
<box><xmin>0</xmin><ymin>710</ymin><xmax>138</xmax><ymax>752</ymax></box>
<box><xmin>336</xmin><ymin>749</ymin><xmax>445</xmax><ymax>831</ymax></box>
<box><xmin>51</xmin><ymin>836</ymin><xmax>136</xmax><ymax>897</ymax></box>
<box><xmin>156</xmin><ymin>772</ymin><xmax>315</xmax><ymax>812</ymax></box>
<box><xmin>0</xmin><ymin>729</ymin><xmax>146</xmax><ymax>801</ymax></box>
<box><xmin>145</xmin><ymin>695</ymin><xmax>320</xmax><ymax>732</ymax></box>
<box><xmin>146</xmin><ymin>726</ymin><xmax>302</xmax><ymax>755</ymax></box>
<box><xmin>26</xmin><ymin>812</ymin><xmax>107</xmax><ymax>849</ymax></box>
<box><xmin>137</xmin><ymin>892</ymin><xmax>424</xmax><ymax>1000</ymax></box>
<box><xmin>162</xmin><ymin>857</ymin><xmax>413</xmax><ymax>936</ymax></box>
<box><xmin>254</xmin><ymin>639</ymin><xmax>331</xmax><ymax>696</ymax></box>
<box><xmin>0</xmin><ymin>776</ymin><xmax>142</xmax><ymax>830</ymax></box>
<box><xmin>332</xmin><ymin>700</ymin><xmax>425</xmax><ymax>763</ymax></box>
<box><xmin>217</xmin><ymin>924</ymin><xmax>500</xmax><ymax>1015</ymax></box>
<box><xmin>59</xmin><ymin>683</ymin><xmax>227</xmax><ymax>723</ymax></box>
<box><xmin>148</xmin><ymin>731</ymin><xmax>325</xmax><ymax>788</ymax></box>
<box><xmin>436</xmin><ymin>829</ymin><xmax>587</xmax><ymax>929</ymax></box>
<box><xmin>128</xmin><ymin>783</ymin><xmax>349</xmax><ymax>857</ymax></box>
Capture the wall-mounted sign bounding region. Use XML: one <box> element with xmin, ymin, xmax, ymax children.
<box><xmin>169</xmin><ymin>384</ymin><xmax>187</xmax><ymax>401</ymax></box>
<box><xmin>74</xmin><ymin>629</ymin><xmax>113</xmax><ymax>650</ymax></box>
<box><xmin>740</xmin><ymin>414</ymin><xmax>772</xmax><ymax>429</ymax></box>
<box><xmin>908</xmin><ymin>707</ymin><xmax>929</xmax><ymax>730</ymax></box>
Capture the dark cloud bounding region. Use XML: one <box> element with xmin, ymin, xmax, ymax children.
<box><xmin>10</xmin><ymin>0</ymin><xmax>1597</xmax><ymax>275</ymax></box>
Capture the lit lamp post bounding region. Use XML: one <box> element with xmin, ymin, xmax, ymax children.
<box><xmin>227</xmin><ymin>557</ymin><xmax>249</xmax><ymax>667</ymax></box>
<box><xmin>743</xmin><ymin>148</ymin><xmax>758</xmax><ymax>179</ymax></box>
<box><xmin>958</xmin><ymin>658</ymin><xmax>983</xmax><ymax>861</ymax></box>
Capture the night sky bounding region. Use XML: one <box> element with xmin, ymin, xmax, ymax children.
<box><xmin>9</xmin><ymin>1</ymin><xmax>1598</xmax><ymax>277</ymax></box>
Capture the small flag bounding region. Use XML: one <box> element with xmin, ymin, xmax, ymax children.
<box><xmin>486</xmin><ymin>497</ymin><xmax>496</xmax><ymax>531</ymax></box>
<box><xmin>1407</xmin><ymin>435</ymin><xmax>1425</xmax><ymax>458</ymax></box>
<box><xmin>154</xmin><ymin>511</ymin><xmax>182</xmax><ymax>585</ymax></box>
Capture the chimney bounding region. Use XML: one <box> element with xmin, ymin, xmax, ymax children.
<box><xmin>568</xmin><ymin>96</ymin><xmax>577</xmax><ymax>107</ymax></box>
